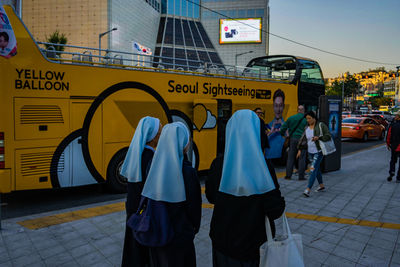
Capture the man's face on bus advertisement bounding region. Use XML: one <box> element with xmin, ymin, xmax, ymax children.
<box><xmin>273</xmin><ymin>96</ymin><xmax>284</xmax><ymax>119</ymax></box>
<box><xmin>0</xmin><ymin>35</ymin><xmax>8</xmax><ymax>50</ymax></box>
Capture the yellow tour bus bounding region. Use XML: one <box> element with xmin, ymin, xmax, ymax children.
<box><xmin>0</xmin><ymin>5</ymin><xmax>325</xmax><ymax>193</ymax></box>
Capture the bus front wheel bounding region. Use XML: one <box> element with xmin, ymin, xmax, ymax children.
<box><xmin>106</xmin><ymin>148</ymin><xmax>128</xmax><ymax>193</ymax></box>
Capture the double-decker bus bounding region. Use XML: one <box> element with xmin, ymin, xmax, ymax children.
<box><xmin>0</xmin><ymin>5</ymin><xmax>325</xmax><ymax>193</ymax></box>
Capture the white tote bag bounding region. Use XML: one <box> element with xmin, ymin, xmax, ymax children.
<box><xmin>318</xmin><ymin>123</ymin><xmax>336</xmax><ymax>156</ymax></box>
<box><xmin>260</xmin><ymin>214</ymin><xmax>304</xmax><ymax>267</ymax></box>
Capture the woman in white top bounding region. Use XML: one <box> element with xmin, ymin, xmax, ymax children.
<box><xmin>297</xmin><ymin>111</ymin><xmax>331</xmax><ymax>197</ymax></box>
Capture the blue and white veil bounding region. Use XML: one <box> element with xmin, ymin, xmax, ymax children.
<box><xmin>120</xmin><ymin>116</ymin><xmax>160</xmax><ymax>183</ymax></box>
<box><xmin>219</xmin><ymin>109</ymin><xmax>276</xmax><ymax>196</ymax></box>
<box><xmin>142</xmin><ymin>122</ymin><xmax>190</xmax><ymax>203</ymax></box>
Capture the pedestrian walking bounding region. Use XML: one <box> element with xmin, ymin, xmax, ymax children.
<box><xmin>386</xmin><ymin>111</ymin><xmax>400</xmax><ymax>182</ymax></box>
<box><xmin>141</xmin><ymin>122</ymin><xmax>202</xmax><ymax>267</ymax></box>
<box><xmin>280</xmin><ymin>105</ymin><xmax>307</xmax><ymax>180</ymax></box>
<box><xmin>298</xmin><ymin>111</ymin><xmax>331</xmax><ymax>197</ymax></box>
<box><xmin>205</xmin><ymin>109</ymin><xmax>285</xmax><ymax>267</ymax></box>
<box><xmin>120</xmin><ymin>116</ymin><xmax>162</xmax><ymax>267</ymax></box>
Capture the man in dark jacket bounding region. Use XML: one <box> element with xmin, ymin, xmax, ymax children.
<box><xmin>386</xmin><ymin>111</ymin><xmax>400</xmax><ymax>182</ymax></box>
<box><xmin>280</xmin><ymin>105</ymin><xmax>307</xmax><ymax>180</ymax></box>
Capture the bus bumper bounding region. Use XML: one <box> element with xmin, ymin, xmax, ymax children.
<box><xmin>0</xmin><ymin>169</ymin><xmax>11</xmax><ymax>193</ymax></box>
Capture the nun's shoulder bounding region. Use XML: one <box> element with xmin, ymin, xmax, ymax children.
<box><xmin>182</xmin><ymin>159</ymin><xmax>197</xmax><ymax>175</ymax></box>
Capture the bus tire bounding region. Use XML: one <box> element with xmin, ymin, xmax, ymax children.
<box><xmin>106</xmin><ymin>148</ymin><xmax>129</xmax><ymax>193</ymax></box>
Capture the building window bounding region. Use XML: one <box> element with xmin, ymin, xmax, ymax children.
<box><xmin>193</xmin><ymin>0</ymin><xmax>200</xmax><ymax>18</ymax></box>
<box><xmin>175</xmin><ymin>48</ymin><xmax>187</xmax><ymax>68</ymax></box>
<box><xmin>164</xmin><ymin>18</ymin><xmax>174</xmax><ymax>44</ymax></box>
<box><xmin>175</xmin><ymin>0</ymin><xmax>181</xmax><ymax>16</ymax></box>
<box><xmin>209</xmin><ymin>52</ymin><xmax>223</xmax><ymax>66</ymax></box>
<box><xmin>188</xmin><ymin>1</ymin><xmax>193</xmax><ymax>17</ymax></box>
<box><xmin>196</xmin><ymin>22</ymin><xmax>214</xmax><ymax>49</ymax></box>
<box><xmin>182</xmin><ymin>0</ymin><xmax>188</xmax><ymax>17</ymax></box>
<box><xmin>198</xmin><ymin>51</ymin><xmax>211</xmax><ymax>63</ymax></box>
<box><xmin>256</xmin><ymin>9</ymin><xmax>264</xmax><ymax>17</ymax></box>
<box><xmin>156</xmin><ymin>17</ymin><xmax>166</xmax><ymax>44</ymax></box>
<box><xmin>182</xmin><ymin>20</ymin><xmax>194</xmax><ymax>47</ymax></box>
<box><xmin>186</xmin><ymin>49</ymin><xmax>199</xmax><ymax>68</ymax></box>
<box><xmin>167</xmin><ymin>0</ymin><xmax>174</xmax><ymax>14</ymax></box>
<box><xmin>153</xmin><ymin>47</ymin><xmax>162</xmax><ymax>67</ymax></box>
<box><xmin>162</xmin><ymin>0</ymin><xmax>167</xmax><ymax>13</ymax></box>
<box><xmin>175</xmin><ymin>19</ymin><xmax>184</xmax><ymax>46</ymax></box>
<box><xmin>189</xmin><ymin>21</ymin><xmax>204</xmax><ymax>48</ymax></box>
<box><xmin>144</xmin><ymin>0</ymin><xmax>160</xmax><ymax>12</ymax></box>
<box><xmin>161</xmin><ymin>47</ymin><xmax>173</xmax><ymax>68</ymax></box>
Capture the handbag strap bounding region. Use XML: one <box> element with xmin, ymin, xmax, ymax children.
<box><xmin>265</xmin><ymin>216</ymin><xmax>274</xmax><ymax>245</ymax></box>
<box><xmin>265</xmin><ymin>212</ymin><xmax>292</xmax><ymax>245</ymax></box>
<box><xmin>137</xmin><ymin>196</ymin><xmax>148</xmax><ymax>214</ymax></box>
<box><xmin>318</xmin><ymin>122</ymin><xmax>323</xmax><ymax>137</ymax></box>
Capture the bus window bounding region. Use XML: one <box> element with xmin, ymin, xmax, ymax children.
<box><xmin>246</xmin><ymin>56</ymin><xmax>297</xmax><ymax>81</ymax></box>
<box><xmin>299</xmin><ymin>59</ymin><xmax>324</xmax><ymax>85</ymax></box>
<box><xmin>217</xmin><ymin>99</ymin><xmax>232</xmax><ymax>156</ymax></box>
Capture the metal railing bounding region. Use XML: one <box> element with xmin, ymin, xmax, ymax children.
<box><xmin>37</xmin><ymin>42</ymin><xmax>294</xmax><ymax>82</ymax></box>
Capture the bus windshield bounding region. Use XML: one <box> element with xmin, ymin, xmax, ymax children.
<box><xmin>246</xmin><ymin>56</ymin><xmax>297</xmax><ymax>81</ymax></box>
<box><xmin>298</xmin><ymin>59</ymin><xmax>324</xmax><ymax>85</ymax></box>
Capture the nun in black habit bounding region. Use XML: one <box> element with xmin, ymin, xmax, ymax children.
<box><xmin>120</xmin><ymin>116</ymin><xmax>162</xmax><ymax>267</ymax></box>
<box><xmin>141</xmin><ymin>122</ymin><xmax>202</xmax><ymax>267</ymax></box>
<box><xmin>205</xmin><ymin>110</ymin><xmax>285</xmax><ymax>267</ymax></box>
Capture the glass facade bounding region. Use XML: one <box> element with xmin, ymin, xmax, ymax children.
<box><xmin>154</xmin><ymin>0</ymin><xmax>223</xmax><ymax>69</ymax></box>
<box><xmin>202</xmin><ymin>8</ymin><xmax>264</xmax><ymax>20</ymax></box>
<box><xmin>163</xmin><ymin>0</ymin><xmax>199</xmax><ymax>19</ymax></box>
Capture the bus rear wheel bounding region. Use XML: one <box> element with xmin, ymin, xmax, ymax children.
<box><xmin>106</xmin><ymin>148</ymin><xmax>128</xmax><ymax>193</ymax></box>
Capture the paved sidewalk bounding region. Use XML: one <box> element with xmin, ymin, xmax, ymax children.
<box><xmin>1</xmin><ymin>145</ymin><xmax>400</xmax><ymax>266</ymax></box>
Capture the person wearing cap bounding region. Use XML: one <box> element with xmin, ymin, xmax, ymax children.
<box><xmin>205</xmin><ymin>110</ymin><xmax>285</xmax><ymax>266</ymax></box>
<box><xmin>386</xmin><ymin>111</ymin><xmax>400</xmax><ymax>182</ymax></box>
<box><xmin>141</xmin><ymin>122</ymin><xmax>202</xmax><ymax>267</ymax></box>
<box><xmin>120</xmin><ymin>116</ymin><xmax>162</xmax><ymax>267</ymax></box>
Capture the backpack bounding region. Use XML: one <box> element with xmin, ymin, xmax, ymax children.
<box><xmin>127</xmin><ymin>196</ymin><xmax>175</xmax><ymax>247</ymax></box>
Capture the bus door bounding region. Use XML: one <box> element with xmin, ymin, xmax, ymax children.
<box><xmin>216</xmin><ymin>99</ymin><xmax>232</xmax><ymax>156</ymax></box>
<box><xmin>193</xmin><ymin>99</ymin><xmax>218</xmax><ymax>170</ymax></box>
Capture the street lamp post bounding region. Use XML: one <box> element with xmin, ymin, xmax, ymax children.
<box><xmin>235</xmin><ymin>51</ymin><xmax>253</xmax><ymax>67</ymax></box>
<box><xmin>98</xmin><ymin>28</ymin><xmax>118</xmax><ymax>57</ymax></box>
<box><xmin>342</xmin><ymin>74</ymin><xmax>345</xmax><ymax>109</ymax></box>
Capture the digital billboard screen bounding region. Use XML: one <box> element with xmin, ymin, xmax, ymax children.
<box><xmin>219</xmin><ymin>18</ymin><xmax>262</xmax><ymax>44</ymax></box>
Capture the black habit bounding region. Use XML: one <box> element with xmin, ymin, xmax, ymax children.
<box><xmin>122</xmin><ymin>147</ymin><xmax>154</xmax><ymax>267</ymax></box>
<box><xmin>149</xmin><ymin>158</ymin><xmax>202</xmax><ymax>267</ymax></box>
<box><xmin>205</xmin><ymin>156</ymin><xmax>285</xmax><ymax>265</ymax></box>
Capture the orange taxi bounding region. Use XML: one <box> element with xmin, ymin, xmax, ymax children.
<box><xmin>342</xmin><ymin>117</ymin><xmax>385</xmax><ymax>141</ymax></box>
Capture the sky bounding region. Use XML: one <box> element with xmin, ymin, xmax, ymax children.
<box><xmin>268</xmin><ymin>0</ymin><xmax>400</xmax><ymax>78</ymax></box>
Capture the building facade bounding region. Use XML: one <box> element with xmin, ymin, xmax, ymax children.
<box><xmin>154</xmin><ymin>0</ymin><xmax>223</xmax><ymax>69</ymax></box>
<box><xmin>201</xmin><ymin>0</ymin><xmax>269</xmax><ymax>67</ymax></box>
<box><xmin>7</xmin><ymin>0</ymin><xmax>269</xmax><ymax>68</ymax></box>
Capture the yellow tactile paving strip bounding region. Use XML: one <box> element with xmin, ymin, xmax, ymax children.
<box><xmin>17</xmin><ymin>199</ymin><xmax>400</xmax><ymax>231</ymax></box>
<box><xmin>17</xmin><ymin>202</ymin><xmax>125</xmax><ymax>230</ymax></box>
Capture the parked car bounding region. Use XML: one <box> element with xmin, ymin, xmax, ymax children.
<box><xmin>342</xmin><ymin>111</ymin><xmax>351</xmax><ymax>118</ymax></box>
<box><xmin>342</xmin><ymin>117</ymin><xmax>385</xmax><ymax>141</ymax></box>
<box><xmin>361</xmin><ymin>114</ymin><xmax>389</xmax><ymax>129</ymax></box>
<box><xmin>371</xmin><ymin>110</ymin><xmax>393</xmax><ymax>122</ymax></box>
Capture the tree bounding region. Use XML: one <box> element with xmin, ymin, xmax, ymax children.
<box><xmin>326</xmin><ymin>75</ymin><xmax>361</xmax><ymax>97</ymax></box>
<box><xmin>369</xmin><ymin>96</ymin><xmax>392</xmax><ymax>108</ymax></box>
<box><xmin>45</xmin><ymin>30</ymin><xmax>67</xmax><ymax>52</ymax></box>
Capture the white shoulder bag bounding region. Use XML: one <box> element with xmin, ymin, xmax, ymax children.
<box><xmin>260</xmin><ymin>214</ymin><xmax>304</xmax><ymax>267</ymax></box>
<box><xmin>318</xmin><ymin>122</ymin><xmax>336</xmax><ymax>156</ymax></box>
